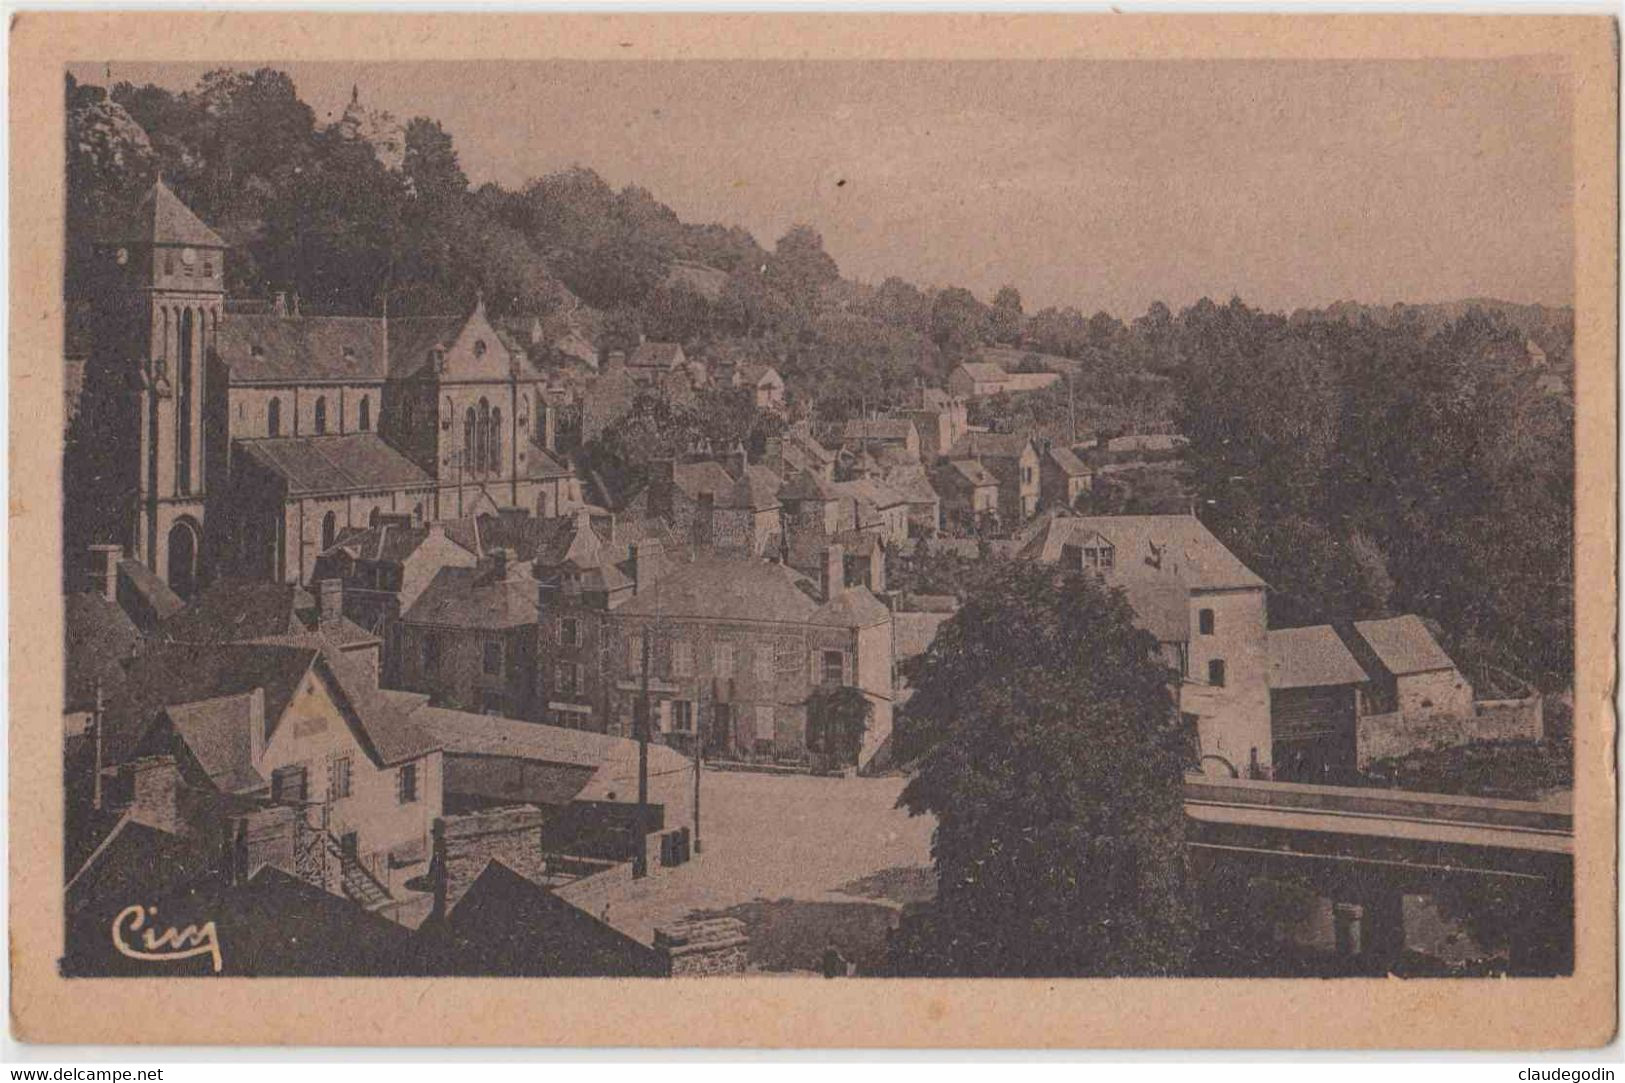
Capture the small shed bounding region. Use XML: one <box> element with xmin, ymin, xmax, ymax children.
<box><xmin>1267</xmin><ymin>625</ymin><xmax>1369</xmax><ymax>781</ymax></box>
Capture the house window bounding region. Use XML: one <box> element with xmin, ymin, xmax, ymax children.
<box><xmin>398</xmin><ymin>764</ymin><xmax>419</xmax><ymax>804</ymax></box>
<box><xmin>267</xmin><ymin>397</ymin><xmax>281</xmax><ymax>438</ymax></box>
<box><xmin>1199</xmin><ymin>608</ymin><xmax>1215</xmax><ymax>636</ymax></box>
<box><xmin>1023</xmin><ymin>467</ymin><xmax>1034</xmax><ymax>485</ymax></box>
<box><xmin>483</xmin><ymin>639</ymin><xmax>504</xmax><ymax>676</ymax></box>
<box><xmin>329</xmin><ymin>756</ymin><xmax>352</xmax><ymax>801</ymax></box>
<box><xmin>671</xmin><ymin>640</ymin><xmax>694</xmax><ymax>678</ymax></box>
<box><xmin>754</xmin><ymin>705</ymin><xmax>775</xmax><ymax>747</ymax></box>
<box><xmin>822</xmin><ymin>650</ymin><xmax>845</xmax><ymax>686</ymax></box>
<box><xmin>671</xmin><ymin>700</ymin><xmax>695</xmax><ymax>733</ymax></box>
<box><xmin>714</xmin><ymin>642</ymin><xmax>735</xmax><ymax>679</ymax></box>
<box><xmin>314</xmin><ymin>396</ymin><xmax>328</xmax><ymax>435</ymax></box>
<box><xmin>1182</xmin><ymin>714</ymin><xmax>1202</xmax><ymax>770</ymax></box>
<box><xmin>627</xmin><ymin>634</ymin><xmax>645</xmax><ymax>673</ymax></box>
<box><xmin>560</xmin><ymin>617</ymin><xmax>579</xmax><ymax>646</ymax></box>
<box><xmin>558</xmin><ymin>662</ymin><xmax>580</xmax><ymax>698</ymax></box>
<box><xmin>421</xmin><ymin>633</ymin><xmax>440</xmax><ymax>675</ymax></box>
<box><xmin>1208</xmin><ymin>659</ymin><xmax>1226</xmax><ymax>688</ymax></box>
<box><xmin>358</xmin><ymin>395</ymin><xmax>371</xmax><ymax>432</ymax></box>
<box><xmin>754</xmin><ymin>647</ymin><xmax>773</xmax><ymax>685</ymax></box>
<box><xmin>271</xmin><ymin>764</ymin><xmax>307</xmax><ymax>805</ymax></box>
<box><xmin>474</xmin><ymin>339</ymin><xmax>487</xmax><ymax>358</ymax></box>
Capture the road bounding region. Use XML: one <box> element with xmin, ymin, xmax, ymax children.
<box><xmin>586</xmin><ymin>769</ymin><xmax>937</xmax><ymax>972</ymax></box>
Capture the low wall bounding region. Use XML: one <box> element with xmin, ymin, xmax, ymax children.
<box><xmin>1356</xmin><ymin>696</ymin><xmax>1544</xmax><ymax>767</ymax></box>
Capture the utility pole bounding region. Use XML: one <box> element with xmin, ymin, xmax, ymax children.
<box><xmin>91</xmin><ymin>679</ymin><xmax>104</xmax><ymax>812</ymax></box>
<box><xmin>692</xmin><ymin>701</ymin><xmax>703</xmax><ymax>855</ymax></box>
<box><xmin>1067</xmin><ymin>369</ymin><xmax>1076</xmax><ymax>447</ymax></box>
<box><xmin>633</xmin><ymin>626</ymin><xmax>651</xmax><ymax>879</ymax></box>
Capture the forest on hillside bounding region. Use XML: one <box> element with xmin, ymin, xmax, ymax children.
<box><xmin>64</xmin><ymin>67</ymin><xmax>1575</xmax><ymax>691</ymax></box>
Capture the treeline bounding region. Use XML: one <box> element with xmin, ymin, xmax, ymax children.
<box><xmin>66</xmin><ymin>68</ymin><xmax>1574</xmax><ymax>689</ymax></box>
<box><xmin>1172</xmin><ymin>298</ymin><xmax>1573</xmax><ymax>691</ymax></box>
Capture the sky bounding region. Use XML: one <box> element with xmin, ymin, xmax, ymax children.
<box><xmin>71</xmin><ymin>58</ymin><xmax>1574</xmax><ymax>317</ymax></box>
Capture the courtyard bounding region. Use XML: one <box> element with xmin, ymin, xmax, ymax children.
<box><xmin>585</xmin><ymin>769</ymin><xmax>938</xmax><ymax>973</ymax></box>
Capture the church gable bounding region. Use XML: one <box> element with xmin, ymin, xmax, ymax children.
<box><xmin>436</xmin><ymin>303</ymin><xmax>521</xmax><ymax>383</ymax></box>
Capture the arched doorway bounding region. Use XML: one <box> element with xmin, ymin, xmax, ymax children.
<box><xmin>167</xmin><ymin>519</ymin><xmax>199</xmax><ymax>600</ymax></box>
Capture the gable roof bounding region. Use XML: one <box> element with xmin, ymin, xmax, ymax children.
<box><xmin>1047</xmin><ymin>445</ymin><xmax>1092</xmax><ymax>476</ymax></box>
<box><xmin>401</xmin><ymin>564</ymin><xmax>541</xmax><ymax>630</ymax></box>
<box><xmin>936</xmin><ymin>458</ymin><xmax>998</xmax><ymax>489</ymax></box>
<box><xmin>102</xmin><ymin>642</ymin><xmax>319</xmax><ymax>768</ymax></box>
<box><xmin>628</xmin><ymin>341</ymin><xmax>685</xmax><ymax>369</ymax></box>
<box><xmin>218</xmin><ymin>315</ymin><xmax>386</xmax><ymax>384</ymax></box>
<box><xmin>956</xmin><ymin>362</ymin><xmax>1007</xmax><ymax>383</ymax></box>
<box><xmin>1018</xmin><ymin>515</ymin><xmax>1265</xmax><ymax>592</ymax></box>
<box><xmin>116</xmin><ymin>558</ymin><xmax>186</xmax><ymax>625</ymax></box>
<box><xmin>326</xmin><ymin>520</ymin><xmax>480</xmax><ymax>566</ymax></box>
<box><xmin>834</xmin><ymin>476</ymin><xmax>908</xmax><ymax>511</ymax></box>
<box><xmin>843</xmin><ymin>419</ymin><xmax>918</xmax><ymax>443</ymax></box>
<box><xmin>614</xmin><ymin>556</ymin><xmax>819</xmax><ymax>624</ymax></box>
<box><xmin>156</xmin><ymin>578</ymin><xmax>377</xmax><ymax>650</ymax></box>
<box><xmin>1268</xmin><ymin>625</ymin><xmax>1370</xmax><ymax>689</ymax></box>
<box><xmin>813</xmin><ymin>585</ymin><xmax>892</xmax><ymax>628</ymax></box>
<box><xmin>386</xmin><ymin>316</ymin><xmax>466</xmax><ymax>379</ymax></box>
<box><xmin>163</xmin><ymin>692</ymin><xmax>265</xmax><ymax>792</ymax></box>
<box><xmin>64</xmin><ymin>591</ymin><xmax>143</xmax><ymax>715</ymax></box>
<box><xmin>316</xmin><ymin>646</ymin><xmax>441</xmax><ymax>765</ymax></box>
<box><xmin>237</xmin><ymin>434</ymin><xmax>433</xmax><ymax>496</ymax></box>
<box><xmin>779</xmin><ymin>470</ymin><xmax>840</xmax><ymax>502</ymax></box>
<box><xmin>949</xmin><ymin>431</ymin><xmax>1034</xmax><ymax>461</ymax></box>
<box><xmin>1352</xmin><ymin>615</ymin><xmax>1457</xmax><ymax>676</ymax></box>
<box><xmin>107</xmin><ymin>179</ymin><xmax>226</xmax><ymax>248</ymax></box>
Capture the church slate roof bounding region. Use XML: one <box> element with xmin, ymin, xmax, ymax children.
<box><xmin>385</xmin><ymin>316</ymin><xmax>467</xmax><ymax>379</ymax></box>
<box><xmin>105</xmin><ymin>179</ymin><xmax>226</xmax><ymax>248</ymax></box>
<box><xmin>236</xmin><ymin>434</ymin><xmax>434</xmax><ymax>496</ymax></box>
<box><xmin>218</xmin><ymin>315</ymin><xmax>386</xmax><ymax>384</ymax></box>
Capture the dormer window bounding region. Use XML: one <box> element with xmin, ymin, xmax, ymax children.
<box><xmin>474</xmin><ymin>339</ymin><xmax>488</xmax><ymax>358</ymax></box>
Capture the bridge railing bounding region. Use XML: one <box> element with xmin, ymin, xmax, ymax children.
<box><xmin>1183</xmin><ymin>773</ymin><xmax>1572</xmax><ymax>835</ymax></box>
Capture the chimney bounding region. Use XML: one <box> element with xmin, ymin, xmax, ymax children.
<box><xmin>318</xmin><ymin>578</ymin><xmax>344</xmax><ymax>626</ymax></box>
<box><xmin>128</xmin><ymin>755</ymin><xmax>184</xmax><ymax>834</ymax></box>
<box><xmin>87</xmin><ymin>543</ymin><xmax>121</xmax><ymax>602</ymax></box>
<box><xmin>723</xmin><ymin>444</ymin><xmax>748</xmax><ymax>481</ymax></box>
<box><xmin>822</xmin><ymin>543</ymin><xmax>845</xmax><ymax>601</ymax></box>
<box><xmin>272</xmin><ymin>291</ymin><xmax>288</xmax><ymax>317</ymax></box>
<box><xmin>488</xmin><ymin>548</ymin><xmax>508</xmax><ymax>581</ymax></box>
<box><xmin>629</xmin><ymin>538</ymin><xmax>664</xmax><ymax>596</ymax></box>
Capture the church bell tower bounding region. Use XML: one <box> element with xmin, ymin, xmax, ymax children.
<box><xmin>92</xmin><ymin>179</ymin><xmax>227</xmax><ymax>600</ymax></box>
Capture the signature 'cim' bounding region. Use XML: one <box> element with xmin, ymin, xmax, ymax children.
<box><xmin>111</xmin><ymin>905</ymin><xmax>224</xmax><ymax>973</ymax></box>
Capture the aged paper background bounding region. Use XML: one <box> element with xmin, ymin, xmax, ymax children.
<box><xmin>9</xmin><ymin>11</ymin><xmax>1617</xmax><ymax>1049</ymax></box>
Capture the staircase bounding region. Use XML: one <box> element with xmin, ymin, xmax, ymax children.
<box><xmin>326</xmin><ymin>835</ymin><xmax>393</xmax><ymax>910</ymax></box>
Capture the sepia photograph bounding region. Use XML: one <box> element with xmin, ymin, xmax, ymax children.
<box><xmin>10</xmin><ymin>10</ymin><xmax>1616</xmax><ymax>1050</ymax></box>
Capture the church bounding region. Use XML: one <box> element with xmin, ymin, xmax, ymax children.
<box><xmin>78</xmin><ymin>179</ymin><xmax>582</xmax><ymax>598</ymax></box>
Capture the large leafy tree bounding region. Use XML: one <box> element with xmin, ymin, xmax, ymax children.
<box><xmin>891</xmin><ymin>562</ymin><xmax>1194</xmax><ymax>976</ymax></box>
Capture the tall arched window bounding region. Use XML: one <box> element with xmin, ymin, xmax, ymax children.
<box><xmin>321</xmin><ymin>511</ymin><xmax>337</xmax><ymax>551</ymax></box>
<box><xmin>176</xmin><ymin>308</ymin><xmax>194</xmax><ymax>494</ymax></box>
<box><xmin>268</xmin><ymin>397</ymin><xmax>282</xmax><ymax>437</ymax></box>
<box><xmin>477</xmin><ymin>398</ymin><xmax>491</xmax><ymax>476</ymax></box>
<box><xmin>464</xmin><ymin>407</ymin><xmax>477</xmax><ymax>473</ymax></box>
<box><xmin>359</xmin><ymin>395</ymin><xmax>371</xmax><ymax>432</ymax></box>
<box><xmin>490</xmin><ymin>408</ymin><xmax>503</xmax><ymax>474</ymax></box>
<box><xmin>314</xmin><ymin>396</ymin><xmax>328</xmax><ymax>435</ymax></box>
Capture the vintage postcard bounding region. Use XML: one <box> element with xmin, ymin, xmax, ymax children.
<box><xmin>9</xmin><ymin>12</ymin><xmax>1617</xmax><ymax>1048</ymax></box>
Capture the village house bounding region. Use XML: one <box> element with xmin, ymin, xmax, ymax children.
<box><xmin>902</xmin><ymin>385</ymin><xmax>970</xmax><ymax>461</ymax></box>
<box><xmin>841</xmin><ymin>418</ymin><xmax>921</xmax><ymax>462</ymax></box>
<box><xmin>762</xmin><ymin>423</ymin><xmax>839</xmax><ymax>483</ymax></box>
<box><xmin>1039</xmin><ymin>444</ymin><xmax>1094</xmax><ymax>510</ymax></box>
<box><xmin>947</xmin><ymin>431</ymin><xmax>1041</xmax><ymax>523</ymax></box>
<box><xmin>602</xmin><ymin>549</ymin><xmax>895</xmax><ymax>770</ymax></box>
<box><xmin>1020</xmin><ymin>514</ymin><xmax>1272</xmax><ymax>778</ymax></box>
<box><xmin>620</xmin><ymin>451</ymin><xmax>784</xmax><ymax>558</ymax></box>
<box><xmin>84</xmin><ymin>639</ymin><xmax>444</xmax><ymax>913</ymax></box>
<box><xmin>947</xmin><ymin>361</ymin><xmax>1061</xmax><ymax>399</ymax></box>
<box><xmin>394</xmin><ymin>550</ymin><xmax>543</xmax><ymax>720</ymax></box>
<box><xmin>832</xmin><ymin>476</ymin><xmax>912</xmax><ymax>546</ymax></box>
<box><xmin>714</xmin><ymin>360</ymin><xmax>785</xmax><ymax>411</ymax></box>
<box><xmin>1265</xmin><ymin>624</ymin><xmax>1372</xmax><ymax>781</ymax></box>
<box><xmin>311</xmin><ymin>515</ymin><xmax>483</xmax><ymax>638</ymax></box>
<box><xmin>930</xmin><ymin>458</ymin><xmax>1000</xmax><ymax>532</ymax></box>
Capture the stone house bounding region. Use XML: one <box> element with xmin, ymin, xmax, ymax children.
<box><xmin>930</xmin><ymin>459</ymin><xmax>1000</xmax><ymax>532</ymax></box>
<box><xmin>841</xmin><ymin>418</ymin><xmax>921</xmax><ymax>461</ymax></box>
<box><xmin>96</xmin><ymin>640</ymin><xmax>444</xmax><ymax>908</ymax></box>
<box><xmin>312</xmin><ymin>515</ymin><xmax>483</xmax><ymax>640</ymax></box>
<box><xmin>948</xmin><ymin>431</ymin><xmax>1041</xmax><ymax>523</ymax></box>
<box><xmin>1020</xmin><ymin>514</ymin><xmax>1272</xmax><ymax>778</ymax></box>
<box><xmin>1265</xmin><ymin>624</ymin><xmax>1371</xmax><ymax>781</ymax></box>
<box><xmin>621</xmin><ymin>453</ymin><xmax>784</xmax><ymax>558</ymax></box>
<box><xmin>1040</xmin><ymin>444</ymin><xmax>1094</xmax><ymax>509</ymax></box>
<box><xmin>395</xmin><ymin>551</ymin><xmax>543</xmax><ymax>720</ymax></box>
<box><xmin>603</xmin><ymin>551</ymin><xmax>894</xmax><ymax>769</ymax></box>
